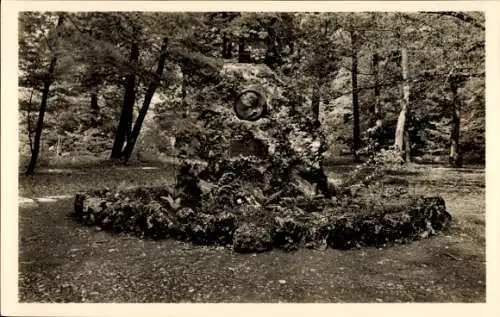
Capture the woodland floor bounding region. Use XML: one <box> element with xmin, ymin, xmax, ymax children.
<box><xmin>18</xmin><ymin>160</ymin><xmax>485</xmax><ymax>302</ymax></box>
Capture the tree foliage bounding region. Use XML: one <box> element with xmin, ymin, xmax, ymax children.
<box><xmin>18</xmin><ymin>11</ymin><xmax>485</xmax><ymax>171</ymax></box>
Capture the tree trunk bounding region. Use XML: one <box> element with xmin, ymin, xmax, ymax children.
<box><xmin>265</xmin><ymin>23</ymin><xmax>280</xmax><ymax>66</ymax></box>
<box><xmin>394</xmin><ymin>47</ymin><xmax>411</xmax><ymax>162</ymax></box>
<box><xmin>238</xmin><ymin>36</ymin><xmax>250</xmax><ymax>63</ymax></box>
<box><xmin>449</xmin><ymin>79</ymin><xmax>462</xmax><ymax>167</ymax></box>
<box><xmin>110</xmin><ymin>37</ymin><xmax>140</xmax><ymax>159</ymax></box>
<box><xmin>26</xmin><ymin>88</ymin><xmax>35</xmax><ymax>154</ymax></box>
<box><xmin>311</xmin><ymin>85</ymin><xmax>320</xmax><ymax>125</ymax></box>
<box><xmin>372</xmin><ymin>53</ymin><xmax>383</xmax><ymax>129</ymax></box>
<box><xmin>122</xmin><ymin>37</ymin><xmax>168</xmax><ymax>164</ymax></box>
<box><xmin>289</xmin><ymin>38</ymin><xmax>295</xmax><ymax>55</ymax></box>
<box><xmin>394</xmin><ymin>109</ymin><xmax>406</xmax><ymax>150</ymax></box>
<box><xmin>222</xmin><ymin>32</ymin><xmax>232</xmax><ymax>59</ymax></box>
<box><xmin>351</xmin><ymin>31</ymin><xmax>360</xmax><ymax>162</ymax></box>
<box><xmin>181</xmin><ymin>68</ymin><xmax>189</xmax><ymax>118</ymax></box>
<box><xmin>404</xmin><ymin>129</ymin><xmax>411</xmax><ymax>163</ymax></box>
<box><xmin>90</xmin><ymin>91</ymin><xmax>99</xmax><ymax>127</ymax></box>
<box><xmin>90</xmin><ymin>92</ymin><xmax>99</xmax><ymax>112</ymax></box>
<box><xmin>55</xmin><ymin>135</ymin><xmax>62</xmax><ymax>156</ymax></box>
<box><xmin>222</xmin><ymin>32</ymin><xmax>228</xmax><ymax>58</ymax></box>
<box><xmin>25</xmin><ymin>15</ymin><xmax>64</xmax><ymax>175</ymax></box>
<box><xmin>182</xmin><ymin>71</ymin><xmax>187</xmax><ymax>106</ymax></box>
<box><xmin>238</xmin><ymin>36</ymin><xmax>244</xmax><ymax>60</ymax></box>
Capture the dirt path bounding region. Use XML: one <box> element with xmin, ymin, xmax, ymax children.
<box><xmin>18</xmin><ymin>165</ymin><xmax>485</xmax><ymax>302</ymax></box>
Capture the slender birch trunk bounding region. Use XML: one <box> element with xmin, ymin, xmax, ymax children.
<box><xmin>394</xmin><ymin>47</ymin><xmax>411</xmax><ymax>162</ymax></box>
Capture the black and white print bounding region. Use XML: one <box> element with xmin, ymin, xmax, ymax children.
<box><xmin>8</xmin><ymin>6</ymin><xmax>490</xmax><ymax>310</ymax></box>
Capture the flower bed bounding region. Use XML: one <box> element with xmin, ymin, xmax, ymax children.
<box><xmin>73</xmin><ymin>185</ymin><xmax>451</xmax><ymax>253</ymax></box>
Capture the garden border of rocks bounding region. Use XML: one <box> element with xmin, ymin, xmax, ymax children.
<box><xmin>72</xmin><ymin>186</ymin><xmax>452</xmax><ymax>253</ymax></box>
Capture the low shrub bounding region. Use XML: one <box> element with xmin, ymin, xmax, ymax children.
<box><xmin>73</xmin><ymin>185</ymin><xmax>452</xmax><ymax>253</ymax></box>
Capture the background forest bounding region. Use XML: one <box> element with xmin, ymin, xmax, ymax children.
<box><xmin>18</xmin><ymin>11</ymin><xmax>485</xmax><ymax>174</ymax></box>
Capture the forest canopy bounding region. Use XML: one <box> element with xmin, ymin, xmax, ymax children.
<box><xmin>18</xmin><ymin>11</ymin><xmax>485</xmax><ymax>173</ymax></box>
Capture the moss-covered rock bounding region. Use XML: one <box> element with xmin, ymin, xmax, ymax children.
<box><xmin>303</xmin><ymin>212</ymin><xmax>332</xmax><ymax>250</ymax></box>
<box><xmin>174</xmin><ymin>62</ymin><xmax>331</xmax><ymax>199</ymax></box>
<box><xmin>273</xmin><ymin>214</ymin><xmax>305</xmax><ymax>251</ymax></box>
<box><xmin>73</xmin><ymin>185</ymin><xmax>452</xmax><ymax>253</ymax></box>
<box><xmin>233</xmin><ymin>222</ymin><xmax>273</xmax><ymax>253</ymax></box>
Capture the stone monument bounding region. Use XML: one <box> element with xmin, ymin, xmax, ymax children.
<box><xmin>74</xmin><ymin>62</ymin><xmax>452</xmax><ymax>253</ymax></box>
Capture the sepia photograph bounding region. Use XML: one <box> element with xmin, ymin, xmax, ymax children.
<box><xmin>2</xmin><ymin>1</ymin><xmax>498</xmax><ymax>315</ymax></box>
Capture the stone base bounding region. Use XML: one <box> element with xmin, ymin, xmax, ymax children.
<box><xmin>73</xmin><ymin>186</ymin><xmax>451</xmax><ymax>253</ymax></box>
